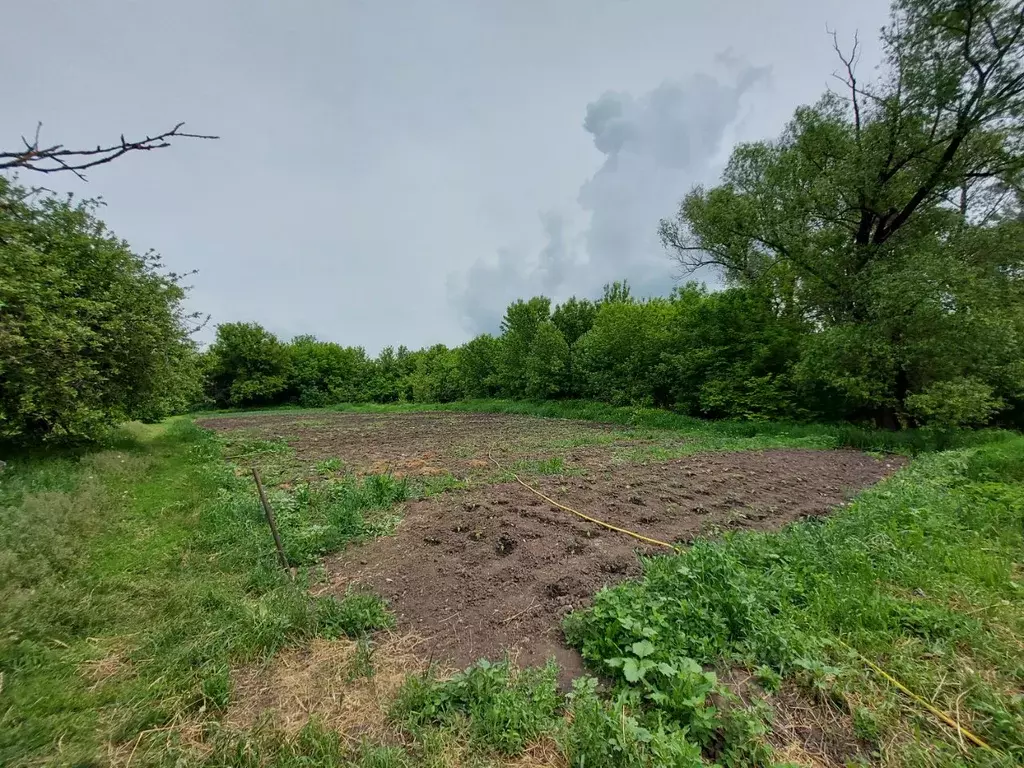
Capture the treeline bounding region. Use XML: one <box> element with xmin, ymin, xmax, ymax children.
<box><xmin>200</xmin><ymin>275</ymin><xmax>1023</xmax><ymax>429</ymax></box>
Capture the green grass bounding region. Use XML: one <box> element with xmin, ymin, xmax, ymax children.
<box><xmin>391</xmin><ymin>659</ymin><xmax>562</xmax><ymax>755</ymax></box>
<box><xmin>564</xmin><ymin>437</ymin><xmax>1024</xmax><ymax>766</ymax></box>
<box><xmin>0</xmin><ymin>420</ymin><xmax>394</xmax><ymax>767</ymax></box>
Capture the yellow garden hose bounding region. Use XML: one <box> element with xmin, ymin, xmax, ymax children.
<box><xmin>487</xmin><ymin>454</ymin><xmax>679</xmax><ymax>551</ymax></box>
<box><xmin>836</xmin><ymin>639</ymin><xmax>997</xmax><ymax>754</ymax></box>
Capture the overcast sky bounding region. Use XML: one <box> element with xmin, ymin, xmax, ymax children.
<box><xmin>3</xmin><ymin>0</ymin><xmax>889</xmax><ymax>353</ymax></box>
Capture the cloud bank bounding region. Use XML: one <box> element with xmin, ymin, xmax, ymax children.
<box><xmin>449</xmin><ymin>62</ymin><xmax>770</xmax><ymax>334</ymax></box>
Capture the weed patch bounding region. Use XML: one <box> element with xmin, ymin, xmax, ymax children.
<box><xmin>391</xmin><ymin>659</ymin><xmax>562</xmax><ymax>756</ymax></box>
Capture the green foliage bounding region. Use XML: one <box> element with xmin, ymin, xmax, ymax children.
<box><xmin>286</xmin><ymin>335</ymin><xmax>369</xmax><ymax>407</ymax></box>
<box><xmin>0</xmin><ymin>420</ymin><xmax>406</xmax><ymax>766</ymax></box>
<box><xmin>0</xmin><ymin>179</ymin><xmax>200</xmax><ymax>442</ymax></box>
<box><xmin>391</xmin><ymin>659</ymin><xmax>562</xmax><ymax>755</ymax></box>
<box><xmin>662</xmin><ymin>0</ymin><xmax>1024</xmax><ymax>428</ymax></box>
<box><xmin>496</xmin><ymin>296</ymin><xmax>554</xmax><ymax>398</ymax></box>
<box><xmin>551</xmin><ymin>297</ymin><xmax>598</xmax><ymax>347</ymax></box>
<box><xmin>267</xmin><ymin>473</ymin><xmax>408</xmax><ymax>565</ymax></box>
<box><xmin>905</xmin><ymin>378</ymin><xmax>1005</xmax><ymax>428</ymax></box>
<box><xmin>205</xmin><ymin>322</ymin><xmax>291</xmax><ymax>408</ymax></box>
<box><xmin>455</xmin><ymin>334</ymin><xmax>500</xmax><ymax>398</ymax></box>
<box><xmin>315</xmin><ymin>591</ymin><xmax>393</xmax><ymax>638</ymax></box>
<box><xmin>573</xmin><ymin>299</ymin><xmax>673</xmax><ymax>406</ymax></box>
<box><xmin>565</xmin><ymin>437</ymin><xmax>1024</xmax><ymax>762</ymax></box>
<box><xmin>525</xmin><ymin>321</ymin><xmax>571</xmax><ymax>399</ymax></box>
<box><xmin>408</xmin><ymin>344</ymin><xmax>464</xmax><ymax>403</ymax></box>
<box><xmin>561</xmin><ymin>678</ymin><xmax>703</xmax><ymax>768</ymax></box>
<box><xmin>663</xmin><ymin>284</ymin><xmax>808</xmax><ymax>420</ymax></box>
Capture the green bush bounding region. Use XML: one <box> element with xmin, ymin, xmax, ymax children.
<box><xmin>0</xmin><ymin>178</ymin><xmax>200</xmax><ymax>442</ymax></box>
<box><xmin>561</xmin><ymin>678</ymin><xmax>703</xmax><ymax>768</ymax></box>
<box><xmin>565</xmin><ymin>438</ymin><xmax>1024</xmax><ymax>760</ymax></box>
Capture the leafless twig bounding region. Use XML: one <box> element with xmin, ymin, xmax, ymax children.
<box><xmin>1</xmin><ymin>121</ymin><xmax>218</xmax><ymax>180</ymax></box>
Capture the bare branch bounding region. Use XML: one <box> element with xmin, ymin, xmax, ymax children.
<box><xmin>0</xmin><ymin>122</ymin><xmax>218</xmax><ymax>179</ymax></box>
<box><xmin>830</xmin><ymin>26</ymin><xmax>863</xmax><ymax>144</ymax></box>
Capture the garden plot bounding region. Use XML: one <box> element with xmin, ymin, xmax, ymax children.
<box><xmin>327</xmin><ymin>449</ymin><xmax>902</xmax><ymax>683</ymax></box>
<box><xmin>201</xmin><ymin>411</ymin><xmax>903</xmax><ymax>683</ymax></box>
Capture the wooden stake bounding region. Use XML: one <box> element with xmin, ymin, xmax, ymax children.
<box><xmin>252</xmin><ymin>468</ymin><xmax>290</xmax><ymax>573</ymax></box>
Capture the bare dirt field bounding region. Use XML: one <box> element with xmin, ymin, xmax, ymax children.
<box><xmin>200</xmin><ymin>411</ymin><xmax>903</xmax><ymax>684</ymax></box>
<box><xmin>197</xmin><ymin>411</ymin><xmax>653</xmax><ymax>478</ymax></box>
<box><xmin>326</xmin><ymin>449</ymin><xmax>902</xmax><ymax>682</ymax></box>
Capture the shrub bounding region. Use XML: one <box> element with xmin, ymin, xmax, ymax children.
<box><xmin>0</xmin><ymin>179</ymin><xmax>200</xmax><ymax>442</ymax></box>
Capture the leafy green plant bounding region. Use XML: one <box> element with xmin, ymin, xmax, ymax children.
<box><xmin>314</xmin><ymin>457</ymin><xmax>342</xmax><ymax>474</ymax></box>
<box><xmin>0</xmin><ymin>178</ymin><xmax>201</xmax><ymax>443</ymax></box>
<box><xmin>561</xmin><ymin>677</ymin><xmax>703</xmax><ymax>768</ymax></box>
<box><xmin>566</xmin><ymin>438</ymin><xmax>1024</xmax><ymax>762</ymax></box>
<box><xmin>269</xmin><ymin>473</ymin><xmax>408</xmax><ymax>565</ymax></box>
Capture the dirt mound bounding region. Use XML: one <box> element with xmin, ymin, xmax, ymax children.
<box><xmin>328</xmin><ymin>449</ymin><xmax>903</xmax><ymax>685</ymax></box>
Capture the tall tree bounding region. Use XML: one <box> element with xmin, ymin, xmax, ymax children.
<box><xmin>496</xmin><ymin>297</ymin><xmax>553</xmax><ymax>397</ymax></box>
<box><xmin>205</xmin><ymin>323</ymin><xmax>290</xmax><ymax>408</ymax></box>
<box><xmin>661</xmin><ymin>0</ymin><xmax>1024</xmax><ymax>426</ymax></box>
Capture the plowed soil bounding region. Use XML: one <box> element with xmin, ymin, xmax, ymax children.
<box><xmin>326</xmin><ymin>449</ymin><xmax>903</xmax><ymax>684</ymax></box>
<box><xmin>197</xmin><ymin>411</ymin><xmax>638</xmax><ymax>477</ymax></box>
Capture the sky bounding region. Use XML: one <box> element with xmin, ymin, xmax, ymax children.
<box><xmin>2</xmin><ymin>0</ymin><xmax>890</xmax><ymax>353</ymax></box>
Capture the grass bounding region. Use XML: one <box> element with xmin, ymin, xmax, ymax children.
<box><xmin>0</xmin><ymin>420</ymin><xmax>394</xmax><ymax>767</ymax></box>
<box><xmin>2</xmin><ymin>408</ymin><xmax>1022</xmax><ymax>767</ymax></box>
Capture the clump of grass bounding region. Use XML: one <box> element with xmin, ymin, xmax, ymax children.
<box><xmin>269</xmin><ymin>474</ymin><xmax>408</xmax><ymax>565</ymax></box>
<box><xmin>414</xmin><ymin>472</ymin><xmax>467</xmax><ymax>497</ymax></box>
<box><xmin>561</xmin><ymin>677</ymin><xmax>703</xmax><ymax>767</ymax></box>
<box><xmin>565</xmin><ymin>438</ymin><xmax>1024</xmax><ymax>764</ymax></box>
<box><xmin>316</xmin><ymin>591</ymin><xmax>393</xmax><ymax>638</ymax></box>
<box><xmin>314</xmin><ymin>457</ymin><xmax>343</xmax><ymax>474</ymax></box>
<box><xmin>390</xmin><ymin>659</ymin><xmax>562</xmax><ymax>756</ymax></box>
<box><xmin>510</xmin><ymin>456</ymin><xmax>568</xmax><ymax>475</ymax></box>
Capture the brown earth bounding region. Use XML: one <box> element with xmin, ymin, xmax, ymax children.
<box><xmin>197</xmin><ymin>411</ymin><xmax>642</xmax><ymax>477</ymax></box>
<box><xmin>326</xmin><ymin>449</ymin><xmax>904</xmax><ymax>685</ymax></box>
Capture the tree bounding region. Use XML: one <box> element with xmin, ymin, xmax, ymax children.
<box><xmin>286</xmin><ymin>336</ymin><xmax>370</xmax><ymax>407</ymax></box>
<box><xmin>662</xmin><ymin>285</ymin><xmax>808</xmax><ymax>419</ymax></box>
<box><xmin>2</xmin><ymin>122</ymin><xmax>217</xmax><ymax>180</ymax></box>
<box><xmin>525</xmin><ymin>322</ymin><xmax>571</xmax><ymax>399</ymax></box>
<box><xmin>205</xmin><ymin>323</ymin><xmax>290</xmax><ymax>408</ymax></box>
<box><xmin>661</xmin><ymin>0</ymin><xmax>1024</xmax><ymax>426</ymax></box>
<box><xmin>456</xmin><ymin>334</ymin><xmax>500</xmax><ymax>398</ymax></box>
<box><xmin>552</xmin><ymin>297</ymin><xmax>599</xmax><ymax>348</ymax></box>
<box><xmin>0</xmin><ymin>179</ymin><xmax>200</xmax><ymax>441</ymax></box>
<box><xmin>573</xmin><ymin>299</ymin><xmax>674</xmax><ymax>406</ymax></box>
<box><xmin>601</xmin><ymin>280</ymin><xmax>634</xmax><ymax>304</ymax></box>
<box><xmin>496</xmin><ymin>297</ymin><xmax>552</xmax><ymax>397</ymax></box>
<box><xmin>408</xmin><ymin>345</ymin><xmax>464</xmax><ymax>402</ymax></box>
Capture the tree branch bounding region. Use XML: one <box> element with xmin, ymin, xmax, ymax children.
<box><xmin>0</xmin><ymin>122</ymin><xmax>218</xmax><ymax>179</ymax></box>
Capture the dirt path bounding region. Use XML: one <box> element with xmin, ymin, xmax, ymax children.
<box><xmin>327</xmin><ymin>449</ymin><xmax>903</xmax><ymax>684</ymax></box>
